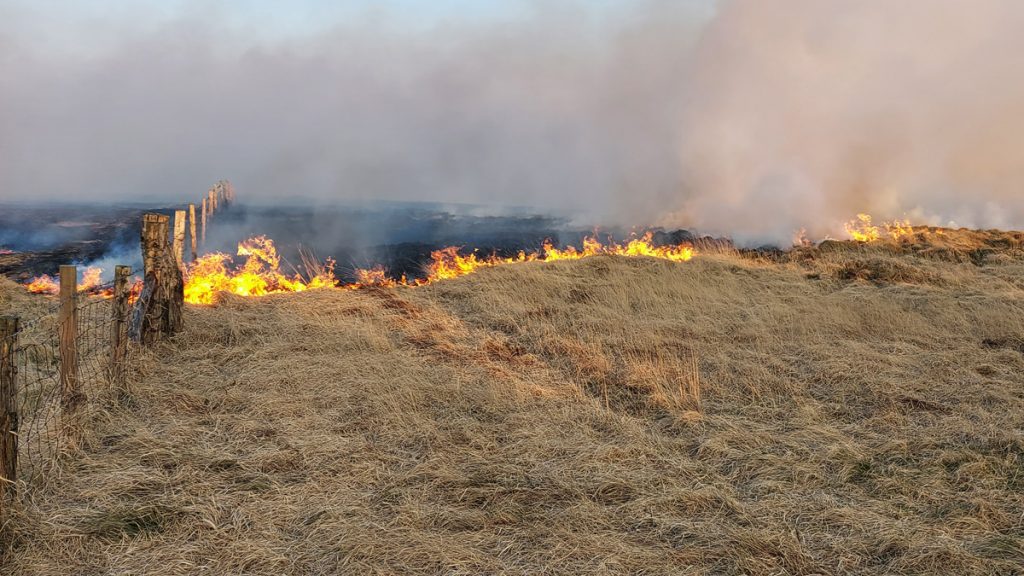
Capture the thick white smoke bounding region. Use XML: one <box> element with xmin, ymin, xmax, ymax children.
<box><xmin>668</xmin><ymin>0</ymin><xmax>1024</xmax><ymax>242</ymax></box>
<box><xmin>2</xmin><ymin>0</ymin><xmax>1024</xmax><ymax>244</ymax></box>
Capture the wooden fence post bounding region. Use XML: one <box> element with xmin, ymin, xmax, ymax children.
<box><xmin>0</xmin><ymin>316</ymin><xmax>18</xmax><ymax>506</ymax></box>
<box><xmin>140</xmin><ymin>214</ymin><xmax>167</xmax><ymax>278</ymax></box>
<box><xmin>59</xmin><ymin>265</ymin><xmax>81</xmax><ymax>427</ymax></box>
<box><xmin>189</xmin><ymin>204</ymin><xmax>198</xmax><ymax>261</ymax></box>
<box><xmin>130</xmin><ymin>214</ymin><xmax>183</xmax><ymax>344</ymax></box>
<box><xmin>172</xmin><ymin>210</ymin><xmax>186</xmax><ymax>268</ymax></box>
<box><xmin>109</xmin><ymin>266</ymin><xmax>131</xmax><ymax>394</ymax></box>
<box><xmin>201</xmin><ymin>198</ymin><xmax>208</xmax><ymax>248</ymax></box>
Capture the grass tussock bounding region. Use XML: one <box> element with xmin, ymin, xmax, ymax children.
<box><xmin>2</xmin><ymin>236</ymin><xmax>1024</xmax><ymax>575</ymax></box>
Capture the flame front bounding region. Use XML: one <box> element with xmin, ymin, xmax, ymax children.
<box><xmin>182</xmin><ymin>231</ymin><xmax>696</xmax><ymax>303</ymax></box>
<box><xmin>23</xmin><ymin>215</ymin><xmax>935</xmax><ymax>303</ymax></box>
<box><xmin>183</xmin><ymin>236</ymin><xmax>336</xmax><ymax>305</ymax></box>
<box><xmin>844</xmin><ymin>213</ymin><xmax>915</xmax><ymax>242</ymax></box>
<box><xmin>22</xmin><ymin>231</ymin><xmax>697</xmax><ymax>303</ymax></box>
<box><xmin>25</xmin><ymin>274</ymin><xmax>59</xmax><ymax>294</ymax></box>
<box><xmin>25</xmin><ymin>266</ymin><xmax>106</xmax><ymax>295</ymax></box>
<box><xmin>354</xmin><ymin>266</ymin><xmax>402</xmax><ymax>287</ymax></box>
<box><xmin>412</xmin><ymin>231</ymin><xmax>693</xmax><ymax>284</ymax></box>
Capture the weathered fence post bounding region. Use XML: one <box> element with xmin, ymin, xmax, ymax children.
<box><xmin>109</xmin><ymin>266</ymin><xmax>131</xmax><ymax>394</ymax></box>
<box><xmin>189</xmin><ymin>203</ymin><xmax>198</xmax><ymax>261</ymax></box>
<box><xmin>130</xmin><ymin>214</ymin><xmax>183</xmax><ymax>344</ymax></box>
<box><xmin>0</xmin><ymin>316</ymin><xmax>18</xmax><ymax>506</ymax></box>
<box><xmin>59</xmin><ymin>265</ymin><xmax>82</xmax><ymax>435</ymax></box>
<box><xmin>201</xmin><ymin>198</ymin><xmax>208</xmax><ymax>248</ymax></box>
<box><xmin>172</xmin><ymin>209</ymin><xmax>186</xmax><ymax>268</ymax></box>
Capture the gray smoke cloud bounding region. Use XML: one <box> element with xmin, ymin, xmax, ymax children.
<box><xmin>2</xmin><ymin>0</ymin><xmax>1024</xmax><ymax>244</ymax></box>
<box><xmin>668</xmin><ymin>0</ymin><xmax>1024</xmax><ymax>242</ymax></box>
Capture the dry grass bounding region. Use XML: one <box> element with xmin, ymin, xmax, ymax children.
<box><xmin>0</xmin><ymin>277</ymin><xmax>55</xmax><ymax>320</ymax></box>
<box><xmin>2</xmin><ymin>232</ymin><xmax>1024</xmax><ymax>574</ymax></box>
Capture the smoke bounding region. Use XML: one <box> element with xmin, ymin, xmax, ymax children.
<box><xmin>669</xmin><ymin>0</ymin><xmax>1024</xmax><ymax>242</ymax></box>
<box><xmin>0</xmin><ymin>1</ymin><xmax>705</xmax><ymax>224</ymax></box>
<box><xmin>3</xmin><ymin>0</ymin><xmax>1024</xmax><ymax>244</ymax></box>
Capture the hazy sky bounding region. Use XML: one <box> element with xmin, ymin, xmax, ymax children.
<box><xmin>3</xmin><ymin>0</ymin><xmax>658</xmax><ymax>54</ymax></box>
<box><xmin>0</xmin><ymin>0</ymin><xmax>714</xmax><ymax>217</ymax></box>
<box><xmin>3</xmin><ymin>0</ymin><xmax>1024</xmax><ymax>242</ymax></box>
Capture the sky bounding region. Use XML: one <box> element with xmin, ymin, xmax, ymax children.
<box><xmin>3</xmin><ymin>0</ymin><xmax>1024</xmax><ymax>243</ymax></box>
<box><xmin>3</xmin><ymin>1</ymin><xmax>661</xmax><ymax>53</ymax></box>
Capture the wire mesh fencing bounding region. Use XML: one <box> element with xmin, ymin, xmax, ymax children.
<box><xmin>2</xmin><ymin>204</ymin><xmax>217</xmax><ymax>512</ymax></box>
<box><xmin>1</xmin><ymin>278</ymin><xmax>134</xmax><ymax>501</ymax></box>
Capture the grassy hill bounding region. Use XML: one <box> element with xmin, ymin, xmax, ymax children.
<box><xmin>3</xmin><ymin>233</ymin><xmax>1024</xmax><ymax>574</ymax></box>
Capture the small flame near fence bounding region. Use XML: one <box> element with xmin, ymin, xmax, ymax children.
<box><xmin>24</xmin><ymin>267</ymin><xmax>143</xmax><ymax>300</ymax></box>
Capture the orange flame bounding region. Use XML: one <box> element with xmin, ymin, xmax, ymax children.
<box><xmin>24</xmin><ymin>266</ymin><xmax>106</xmax><ymax>295</ymax></box>
<box><xmin>886</xmin><ymin>219</ymin><xmax>915</xmax><ymax>241</ymax></box>
<box><xmin>25</xmin><ymin>274</ymin><xmax>60</xmax><ymax>294</ymax></box>
<box><xmin>407</xmin><ymin>231</ymin><xmax>694</xmax><ymax>284</ymax></box>
<box><xmin>80</xmin><ymin>267</ymin><xmax>103</xmax><ymax>292</ymax></box>
<box><xmin>353</xmin><ymin>266</ymin><xmax>402</xmax><ymax>287</ymax></box>
<box><xmin>26</xmin><ymin>232</ymin><xmax>696</xmax><ymax>303</ymax></box>
<box><xmin>183</xmin><ymin>236</ymin><xmax>336</xmax><ymax>305</ymax></box>
<box><xmin>844</xmin><ymin>214</ymin><xmax>915</xmax><ymax>242</ymax></box>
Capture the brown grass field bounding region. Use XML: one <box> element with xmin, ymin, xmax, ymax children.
<box><xmin>2</xmin><ymin>229</ymin><xmax>1024</xmax><ymax>574</ymax></box>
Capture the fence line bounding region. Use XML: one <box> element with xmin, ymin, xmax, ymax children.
<box><xmin>0</xmin><ymin>269</ymin><xmax>133</xmax><ymax>513</ymax></box>
<box><xmin>0</xmin><ymin>179</ymin><xmax>234</xmax><ymax>518</ymax></box>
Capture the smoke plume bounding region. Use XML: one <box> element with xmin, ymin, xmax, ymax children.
<box><xmin>2</xmin><ymin>0</ymin><xmax>1024</xmax><ymax>243</ymax></box>
<box><xmin>672</xmin><ymin>0</ymin><xmax>1024</xmax><ymax>242</ymax></box>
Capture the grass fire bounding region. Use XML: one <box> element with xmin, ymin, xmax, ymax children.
<box><xmin>4</xmin><ymin>1</ymin><xmax>1024</xmax><ymax>575</ymax></box>
<box><xmin>179</xmin><ymin>232</ymin><xmax>695</xmax><ymax>305</ymax></box>
<box><xmin>3</xmin><ymin>202</ymin><xmax>1023</xmax><ymax>575</ymax></box>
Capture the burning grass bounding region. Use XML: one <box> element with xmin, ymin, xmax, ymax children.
<box><xmin>180</xmin><ymin>232</ymin><xmax>694</xmax><ymax>304</ymax></box>
<box><xmin>2</xmin><ymin>236</ymin><xmax>1024</xmax><ymax>575</ymax></box>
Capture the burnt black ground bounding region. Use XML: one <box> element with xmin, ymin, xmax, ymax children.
<box><xmin>1</xmin><ymin>201</ymin><xmax>705</xmax><ymax>283</ymax></box>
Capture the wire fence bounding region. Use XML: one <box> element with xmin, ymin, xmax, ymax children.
<box><xmin>1</xmin><ymin>279</ymin><xmax>134</xmax><ymax>498</ymax></box>
<box><xmin>2</xmin><ymin>190</ymin><xmax>225</xmax><ymax>515</ymax></box>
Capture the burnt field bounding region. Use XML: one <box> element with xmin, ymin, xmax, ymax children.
<box><xmin>0</xmin><ymin>203</ymin><xmax>149</xmax><ymax>281</ymax></box>
<box><xmin>0</xmin><ymin>201</ymin><xmax>705</xmax><ymax>284</ymax></box>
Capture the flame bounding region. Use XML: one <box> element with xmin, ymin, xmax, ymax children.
<box><xmin>354</xmin><ymin>266</ymin><xmax>402</xmax><ymax>287</ymax></box>
<box><xmin>620</xmin><ymin>233</ymin><xmax>696</xmax><ymax>262</ymax></box>
<box><xmin>187</xmin><ymin>231</ymin><xmax>695</xmax><ymax>301</ymax></box>
<box><xmin>844</xmin><ymin>214</ymin><xmax>916</xmax><ymax>242</ymax></box>
<box><xmin>414</xmin><ymin>231</ymin><xmax>693</xmax><ymax>284</ymax></box>
<box><xmin>183</xmin><ymin>236</ymin><xmax>336</xmax><ymax>305</ymax></box>
<box><xmin>80</xmin><ymin>267</ymin><xmax>103</xmax><ymax>292</ymax></box>
<box><xmin>25</xmin><ymin>232</ymin><xmax>696</xmax><ymax>303</ymax></box>
<box><xmin>24</xmin><ymin>266</ymin><xmax>106</xmax><ymax>295</ymax></box>
<box><xmin>844</xmin><ymin>214</ymin><xmax>881</xmax><ymax>242</ymax></box>
<box><xmin>25</xmin><ymin>274</ymin><xmax>59</xmax><ymax>294</ymax></box>
<box><xmin>886</xmin><ymin>219</ymin><xmax>914</xmax><ymax>241</ymax></box>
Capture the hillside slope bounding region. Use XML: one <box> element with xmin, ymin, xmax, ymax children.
<box><xmin>3</xmin><ymin>245</ymin><xmax>1024</xmax><ymax>575</ymax></box>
